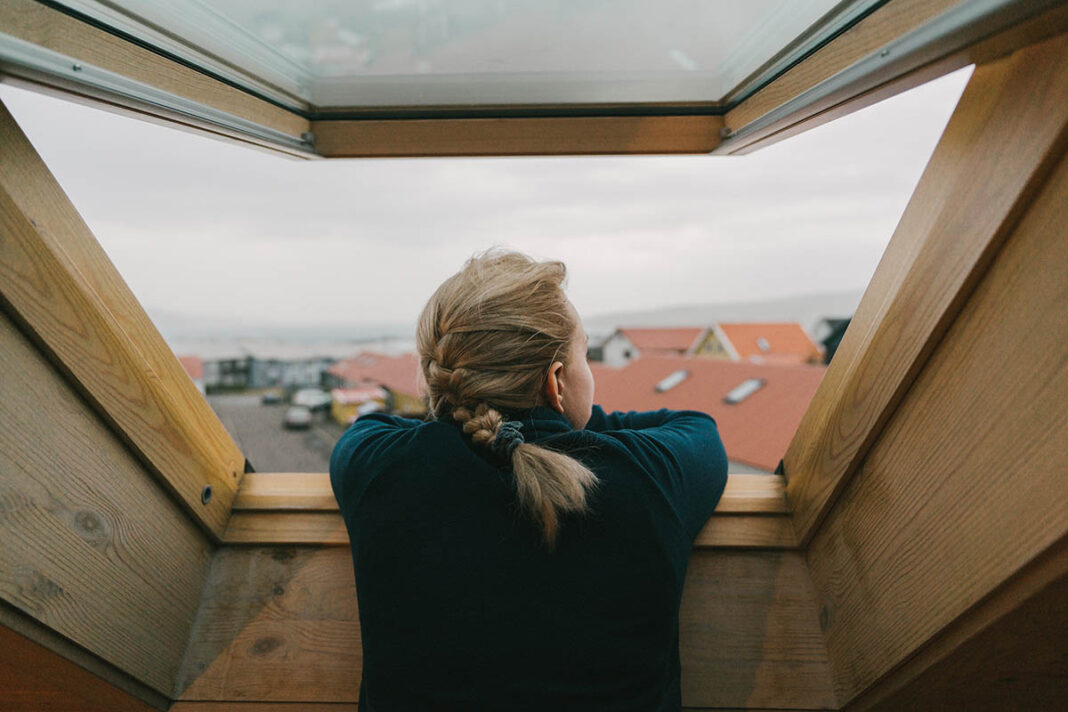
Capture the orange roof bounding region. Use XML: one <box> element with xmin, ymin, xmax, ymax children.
<box><xmin>177</xmin><ymin>355</ymin><xmax>203</xmax><ymax>380</ymax></box>
<box><xmin>591</xmin><ymin>356</ymin><xmax>825</xmax><ymax>472</ymax></box>
<box><xmin>717</xmin><ymin>323</ymin><xmax>821</xmax><ymax>363</ymax></box>
<box><xmin>328</xmin><ymin>352</ymin><xmax>424</xmax><ymax>397</ymax></box>
<box><xmin>618</xmin><ymin>327</ymin><xmax>704</xmax><ymax>352</ymax></box>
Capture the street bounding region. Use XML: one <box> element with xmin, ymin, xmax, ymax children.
<box><xmin>207</xmin><ymin>393</ymin><xmax>347</xmax><ymax>473</ymax></box>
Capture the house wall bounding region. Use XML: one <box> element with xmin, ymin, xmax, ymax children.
<box><xmin>601</xmin><ymin>333</ymin><xmax>637</xmax><ymax>367</ymax></box>
<box><xmin>693</xmin><ymin>331</ymin><xmax>732</xmax><ymax>359</ymax></box>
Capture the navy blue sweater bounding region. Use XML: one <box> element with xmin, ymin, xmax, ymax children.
<box><xmin>329</xmin><ymin>405</ymin><xmax>728</xmax><ymax>711</ymax></box>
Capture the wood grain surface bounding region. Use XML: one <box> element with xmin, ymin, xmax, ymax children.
<box><xmin>234</xmin><ymin>472</ymin><xmax>790</xmax><ymax>515</ymax></box>
<box><xmin>851</xmin><ymin>535</ymin><xmax>1068</xmax><ymax>711</ymax></box>
<box><xmin>228</xmin><ymin>473</ymin><xmax>796</xmax><ymax>548</ymax></box>
<box><xmin>0</xmin><ymin>98</ymin><xmax>245</xmax><ymax>538</ymax></box>
<box><xmin>178</xmin><ymin>546</ymin><xmax>834</xmax><ymax>708</ymax></box>
<box><xmin>783</xmin><ymin>33</ymin><xmax>1068</xmax><ymax>547</ymax></box>
<box><xmin>0</xmin><ymin>0</ymin><xmax>308</xmax><ymax>139</ymax></box>
<box><xmin>807</xmin><ymin>147</ymin><xmax>1068</xmax><ymax>703</ymax></box>
<box><xmin>222</xmin><ymin>509</ymin><xmax>797</xmax><ymax>550</ymax></box>
<box><xmin>312</xmin><ymin>115</ymin><xmax>723</xmax><ymax>157</ymax></box>
<box><xmin>176</xmin><ymin>547</ymin><xmax>361</xmax><ymax>703</ymax></box>
<box><xmin>0</xmin><ymin>313</ymin><xmax>213</xmax><ymax>695</ymax></box>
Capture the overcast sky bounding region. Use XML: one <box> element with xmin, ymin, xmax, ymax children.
<box><xmin>0</xmin><ymin>67</ymin><xmax>971</xmax><ymax>331</ymax></box>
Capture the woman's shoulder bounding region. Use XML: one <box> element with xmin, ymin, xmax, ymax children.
<box><xmin>329</xmin><ymin>413</ymin><xmax>460</xmax><ymax>506</ymax></box>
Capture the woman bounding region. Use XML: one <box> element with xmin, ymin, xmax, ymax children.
<box><xmin>330</xmin><ymin>250</ymin><xmax>728</xmax><ymax>711</ymax></box>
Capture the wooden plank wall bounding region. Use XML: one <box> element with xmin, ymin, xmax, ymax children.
<box><xmin>176</xmin><ymin>546</ymin><xmax>836</xmax><ymax>709</ymax></box>
<box><xmin>0</xmin><ymin>311</ymin><xmax>214</xmax><ymax>696</ymax></box>
<box><xmin>806</xmin><ymin>108</ymin><xmax>1068</xmax><ymax>705</ymax></box>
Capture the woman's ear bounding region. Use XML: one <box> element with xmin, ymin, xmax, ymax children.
<box><xmin>543</xmin><ymin>360</ymin><xmax>565</xmax><ymax>413</ymax></box>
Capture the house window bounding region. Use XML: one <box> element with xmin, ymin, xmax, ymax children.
<box><xmin>724</xmin><ymin>378</ymin><xmax>765</xmax><ymax>404</ymax></box>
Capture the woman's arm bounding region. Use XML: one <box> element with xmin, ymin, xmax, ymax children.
<box><xmin>590</xmin><ymin>405</ymin><xmax>728</xmax><ymax>540</ymax></box>
<box><xmin>584</xmin><ymin>404</ymin><xmax>716</xmax><ymax>432</ymax></box>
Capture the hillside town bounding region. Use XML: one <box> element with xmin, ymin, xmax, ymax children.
<box><xmin>179</xmin><ymin>318</ymin><xmax>849</xmax><ymax>474</ymax></box>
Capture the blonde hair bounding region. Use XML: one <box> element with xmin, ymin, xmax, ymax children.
<box><xmin>417</xmin><ymin>250</ymin><xmax>598</xmax><ymax>549</ymax></box>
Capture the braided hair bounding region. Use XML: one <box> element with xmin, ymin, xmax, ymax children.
<box><xmin>417</xmin><ymin>250</ymin><xmax>598</xmax><ymax>550</ymax></box>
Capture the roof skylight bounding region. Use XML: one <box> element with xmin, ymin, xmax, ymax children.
<box><xmin>723</xmin><ymin>378</ymin><xmax>765</xmax><ymax>404</ymax></box>
<box><xmin>655</xmin><ymin>369</ymin><xmax>690</xmax><ymax>393</ymax></box>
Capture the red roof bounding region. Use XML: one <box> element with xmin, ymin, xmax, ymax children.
<box><xmin>177</xmin><ymin>355</ymin><xmax>203</xmax><ymax>380</ymax></box>
<box><xmin>328</xmin><ymin>352</ymin><xmax>424</xmax><ymax>397</ymax></box>
<box><xmin>590</xmin><ymin>356</ymin><xmax>825</xmax><ymax>472</ymax></box>
<box><xmin>717</xmin><ymin>323</ymin><xmax>821</xmax><ymax>363</ymax></box>
<box><xmin>618</xmin><ymin>327</ymin><xmax>704</xmax><ymax>352</ymax></box>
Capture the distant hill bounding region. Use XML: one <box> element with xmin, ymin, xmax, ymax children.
<box><xmin>147</xmin><ymin>307</ymin><xmax>413</xmax><ymax>344</ymax></box>
<box><xmin>582</xmin><ymin>290</ymin><xmax>864</xmax><ymax>339</ymax></box>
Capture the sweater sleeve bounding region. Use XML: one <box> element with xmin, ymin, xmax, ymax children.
<box><xmin>329</xmin><ymin>412</ymin><xmax>423</xmax><ymax>513</ymax></box>
<box><xmin>587</xmin><ymin>405</ymin><xmax>728</xmax><ymax>540</ymax></box>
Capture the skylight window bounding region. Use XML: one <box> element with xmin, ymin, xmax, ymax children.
<box><xmin>723</xmin><ymin>378</ymin><xmax>765</xmax><ymax>404</ymax></box>
<box><xmin>655</xmin><ymin>370</ymin><xmax>689</xmax><ymax>393</ymax></box>
<box><xmin>756</xmin><ymin>337</ymin><xmax>771</xmax><ymax>352</ymax></box>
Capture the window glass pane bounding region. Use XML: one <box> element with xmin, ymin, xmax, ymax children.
<box><xmin>53</xmin><ymin>0</ymin><xmax>875</xmax><ymax>107</ymax></box>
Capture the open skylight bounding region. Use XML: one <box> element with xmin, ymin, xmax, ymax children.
<box><xmin>655</xmin><ymin>369</ymin><xmax>690</xmax><ymax>393</ymax></box>
<box><xmin>40</xmin><ymin>0</ymin><xmax>879</xmax><ymax>110</ymax></box>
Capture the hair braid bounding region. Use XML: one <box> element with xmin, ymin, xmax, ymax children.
<box><xmin>416</xmin><ymin>249</ymin><xmax>598</xmax><ymax>550</ymax></box>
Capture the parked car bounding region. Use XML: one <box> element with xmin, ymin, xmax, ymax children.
<box><xmin>261</xmin><ymin>390</ymin><xmax>282</xmax><ymax>405</ymax></box>
<box><xmin>291</xmin><ymin>388</ymin><xmax>331</xmax><ymax>411</ymax></box>
<box><xmin>282</xmin><ymin>405</ymin><xmax>313</xmax><ymax>430</ymax></box>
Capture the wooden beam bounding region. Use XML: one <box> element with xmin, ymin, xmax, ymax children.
<box><xmin>782</xmin><ymin>33</ymin><xmax>1068</xmax><ymax>547</ymax></box>
<box><xmin>225</xmin><ymin>473</ymin><xmax>796</xmax><ymax>549</ymax></box>
<box><xmin>233</xmin><ymin>472</ymin><xmax>790</xmax><ymax>514</ymax></box>
<box><xmin>0</xmin><ymin>0</ymin><xmax>308</xmax><ymax>142</ymax></box>
<box><xmin>311</xmin><ymin>115</ymin><xmax>723</xmax><ymax>158</ymax></box>
<box><xmin>222</xmin><ymin>509</ymin><xmax>797</xmax><ymax>550</ymax></box>
<box><xmin>0</xmin><ymin>98</ymin><xmax>246</xmax><ymax>539</ymax></box>
<box><xmin>0</xmin><ymin>312</ymin><xmax>213</xmax><ymax>696</ymax></box>
<box><xmin>806</xmin><ymin>135</ymin><xmax>1068</xmax><ymax>702</ymax></box>
<box><xmin>177</xmin><ymin>547</ymin><xmax>835</xmax><ymax>708</ymax></box>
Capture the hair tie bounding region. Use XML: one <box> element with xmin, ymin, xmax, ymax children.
<box><xmin>491</xmin><ymin>420</ymin><xmax>525</xmax><ymax>459</ymax></box>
